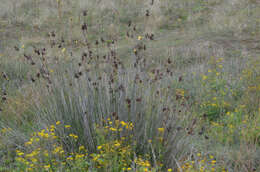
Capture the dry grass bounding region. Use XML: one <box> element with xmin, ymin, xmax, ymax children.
<box><xmin>0</xmin><ymin>0</ymin><xmax>259</xmax><ymax>171</ymax></box>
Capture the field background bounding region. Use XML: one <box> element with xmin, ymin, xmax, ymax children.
<box><xmin>0</xmin><ymin>0</ymin><xmax>259</xmax><ymax>171</ymax></box>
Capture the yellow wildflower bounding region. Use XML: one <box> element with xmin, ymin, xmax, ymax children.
<box><xmin>44</xmin><ymin>133</ymin><xmax>49</xmax><ymax>138</ymax></box>
<box><xmin>44</xmin><ymin>151</ymin><xmax>49</xmax><ymax>157</ymax></box>
<box><xmin>17</xmin><ymin>152</ymin><xmax>24</xmax><ymax>156</ymax></box>
<box><xmin>31</xmin><ymin>158</ymin><xmax>37</xmax><ymax>163</ymax></box>
<box><xmin>211</xmin><ymin>160</ymin><xmax>216</xmax><ymax>164</ymax></box>
<box><xmin>75</xmin><ymin>154</ymin><xmax>85</xmax><ymax>159</ymax></box>
<box><xmin>110</xmin><ymin>127</ymin><xmax>117</xmax><ymax>131</ymax></box>
<box><xmin>62</xmin><ymin>48</ymin><xmax>66</xmax><ymax>53</ymax></box>
<box><xmin>25</xmin><ymin>141</ymin><xmax>32</xmax><ymax>146</ymax></box>
<box><xmin>114</xmin><ymin>142</ymin><xmax>121</xmax><ymax>147</ymax></box>
<box><xmin>16</xmin><ymin>150</ymin><xmax>24</xmax><ymax>156</ymax></box>
<box><xmin>158</xmin><ymin>128</ymin><xmax>165</xmax><ymax>133</ymax></box>
<box><xmin>69</xmin><ymin>133</ymin><xmax>78</xmax><ymax>139</ymax></box>
<box><xmin>67</xmin><ymin>156</ymin><xmax>73</xmax><ymax>161</ymax></box>
<box><xmin>79</xmin><ymin>146</ymin><xmax>85</xmax><ymax>151</ymax></box>
<box><xmin>16</xmin><ymin>157</ymin><xmax>25</xmax><ymax>162</ymax></box>
<box><xmin>44</xmin><ymin>164</ymin><xmax>50</xmax><ymax>170</ymax></box>
<box><xmin>120</xmin><ymin>121</ymin><xmax>127</xmax><ymax>126</ymax></box>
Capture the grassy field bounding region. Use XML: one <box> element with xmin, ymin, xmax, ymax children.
<box><xmin>0</xmin><ymin>0</ymin><xmax>259</xmax><ymax>171</ymax></box>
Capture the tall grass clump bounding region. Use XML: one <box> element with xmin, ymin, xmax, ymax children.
<box><xmin>32</xmin><ymin>53</ymin><xmax>193</xmax><ymax>170</ymax></box>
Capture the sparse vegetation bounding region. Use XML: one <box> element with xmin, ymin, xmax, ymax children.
<box><xmin>0</xmin><ymin>0</ymin><xmax>259</xmax><ymax>171</ymax></box>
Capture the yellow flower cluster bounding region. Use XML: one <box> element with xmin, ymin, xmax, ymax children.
<box><xmin>0</xmin><ymin>127</ymin><xmax>12</xmax><ymax>134</ymax></box>
<box><xmin>103</xmin><ymin>118</ymin><xmax>134</xmax><ymax>132</ymax></box>
<box><xmin>176</xmin><ymin>88</ymin><xmax>185</xmax><ymax>99</ymax></box>
<box><xmin>202</xmin><ymin>57</ymin><xmax>224</xmax><ymax>82</ymax></box>
<box><xmin>91</xmin><ymin>119</ymin><xmax>163</xmax><ymax>171</ymax></box>
<box><xmin>69</xmin><ymin>133</ymin><xmax>78</xmax><ymax>139</ymax></box>
<box><xmin>178</xmin><ymin>153</ymin><xmax>228</xmax><ymax>172</ymax></box>
<box><xmin>14</xmin><ymin>122</ymin><xmax>88</xmax><ymax>171</ymax></box>
<box><xmin>13</xmin><ymin>119</ymin><xmax>173</xmax><ymax>171</ymax></box>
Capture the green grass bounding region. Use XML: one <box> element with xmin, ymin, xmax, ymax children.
<box><xmin>0</xmin><ymin>0</ymin><xmax>259</xmax><ymax>171</ymax></box>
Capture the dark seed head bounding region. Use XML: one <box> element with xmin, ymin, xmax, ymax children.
<box><xmin>2</xmin><ymin>96</ymin><xmax>7</xmax><ymax>101</ymax></box>
<box><xmin>150</xmin><ymin>34</ymin><xmax>154</xmax><ymax>40</ymax></box>
<box><xmin>14</xmin><ymin>46</ymin><xmax>19</xmax><ymax>51</ymax></box>
<box><xmin>136</xmin><ymin>98</ymin><xmax>142</xmax><ymax>102</ymax></box>
<box><xmin>177</xmin><ymin>126</ymin><xmax>182</xmax><ymax>131</ymax></box>
<box><xmin>112</xmin><ymin>112</ymin><xmax>118</xmax><ymax>120</ymax></box>
<box><xmin>126</xmin><ymin>98</ymin><xmax>131</xmax><ymax>104</ymax></box>
<box><xmin>83</xmin><ymin>10</ymin><xmax>87</xmax><ymax>16</ymax></box>
<box><xmin>82</xmin><ymin>23</ymin><xmax>87</xmax><ymax>31</ymax></box>
<box><xmin>178</xmin><ymin>76</ymin><xmax>183</xmax><ymax>82</ymax></box>
<box><xmin>146</xmin><ymin>10</ymin><xmax>150</xmax><ymax>17</ymax></box>
<box><xmin>128</xmin><ymin>21</ymin><xmax>132</xmax><ymax>27</ymax></box>
<box><xmin>35</xmin><ymin>49</ymin><xmax>40</xmax><ymax>55</ymax></box>
<box><xmin>167</xmin><ymin>58</ymin><xmax>172</xmax><ymax>64</ymax></box>
<box><xmin>51</xmin><ymin>31</ymin><xmax>55</xmax><ymax>37</ymax></box>
<box><xmin>74</xmin><ymin>73</ymin><xmax>79</xmax><ymax>78</ymax></box>
<box><xmin>78</xmin><ymin>71</ymin><xmax>82</xmax><ymax>76</ymax></box>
